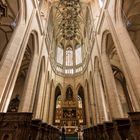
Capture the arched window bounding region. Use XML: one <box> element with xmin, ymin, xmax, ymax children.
<box><xmin>54</xmin><ymin>86</ymin><xmax>62</xmax><ymax>125</ymax></box>
<box><xmin>77</xmin><ymin>94</ymin><xmax>84</xmax><ymax>124</ymax></box>
<box><xmin>55</xmin><ymin>95</ymin><xmax>62</xmax><ymax>124</ymax></box>
<box><xmin>78</xmin><ymin>95</ymin><xmax>82</xmax><ymax>108</ymax></box>
<box><xmin>66</xmin><ymin>46</ymin><xmax>73</xmax><ymax>66</ymax></box>
<box><xmin>75</xmin><ymin>45</ymin><xmax>82</xmax><ymax>65</ymax></box>
<box><xmin>57</xmin><ymin>46</ymin><xmax>63</xmax><ymax>65</ymax></box>
<box><xmin>56</xmin><ymin>95</ymin><xmax>62</xmax><ymax>109</ymax></box>
<box><xmin>77</xmin><ymin>86</ymin><xmax>86</xmax><ymax>125</ymax></box>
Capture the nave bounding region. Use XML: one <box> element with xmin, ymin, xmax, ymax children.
<box><xmin>0</xmin><ymin>0</ymin><xmax>140</xmax><ymax>139</ymax></box>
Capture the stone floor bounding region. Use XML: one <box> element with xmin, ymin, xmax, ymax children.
<box><xmin>65</xmin><ymin>137</ymin><xmax>78</xmax><ymax>140</ymax></box>
<box><xmin>65</xmin><ymin>134</ymin><xmax>78</xmax><ymax>140</ymax></box>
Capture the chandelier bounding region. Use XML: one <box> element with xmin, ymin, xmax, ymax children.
<box><xmin>58</xmin><ymin>0</ymin><xmax>81</xmax><ymax>40</ymax></box>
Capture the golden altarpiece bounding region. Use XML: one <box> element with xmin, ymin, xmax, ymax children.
<box><xmin>54</xmin><ymin>87</ymin><xmax>85</xmax><ymax>134</ymax></box>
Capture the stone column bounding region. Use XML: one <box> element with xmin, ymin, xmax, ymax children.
<box><xmin>0</xmin><ymin>9</ymin><xmax>36</xmax><ymax>112</ymax></box>
<box><xmin>40</xmin><ymin>59</ymin><xmax>49</xmax><ymax>119</ymax></box>
<box><xmin>0</xmin><ymin>26</ymin><xmax>27</xmax><ymax>111</ymax></box>
<box><xmin>116</xmin><ymin>27</ymin><xmax>140</xmax><ymax>110</ymax></box>
<box><xmin>98</xmin><ymin>76</ymin><xmax>109</xmax><ymax>121</ymax></box>
<box><xmin>34</xmin><ymin>69</ymin><xmax>46</xmax><ymax>119</ymax></box>
<box><xmin>94</xmin><ymin>67</ymin><xmax>109</xmax><ymax>123</ymax></box>
<box><xmin>106</xmin><ymin>10</ymin><xmax>140</xmax><ymax>111</ymax></box>
<box><xmin>101</xmin><ymin>53</ymin><xmax>124</xmax><ymax>119</ymax></box>
<box><xmin>48</xmin><ymin>84</ymin><xmax>55</xmax><ymax>124</ymax></box>
<box><xmin>43</xmin><ymin>81</ymin><xmax>51</xmax><ymax>122</ymax></box>
<box><xmin>84</xmin><ymin>83</ymin><xmax>91</xmax><ymax>127</ymax></box>
<box><xmin>88</xmin><ymin>76</ymin><xmax>97</xmax><ymax>125</ymax></box>
<box><xmin>19</xmin><ymin>54</ymin><xmax>40</xmax><ymax>112</ymax></box>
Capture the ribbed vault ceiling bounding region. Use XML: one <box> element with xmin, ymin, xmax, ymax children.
<box><xmin>51</xmin><ymin>0</ymin><xmax>90</xmax><ymax>48</ymax></box>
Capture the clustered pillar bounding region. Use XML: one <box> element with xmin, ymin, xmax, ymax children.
<box><xmin>101</xmin><ymin>53</ymin><xmax>124</xmax><ymax>119</ymax></box>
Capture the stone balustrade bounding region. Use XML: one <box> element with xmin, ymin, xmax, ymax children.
<box><xmin>83</xmin><ymin>112</ymin><xmax>140</xmax><ymax>140</ymax></box>
<box><xmin>0</xmin><ymin>113</ymin><xmax>60</xmax><ymax>140</ymax></box>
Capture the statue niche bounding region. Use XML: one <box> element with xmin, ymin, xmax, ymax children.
<box><xmin>66</xmin><ymin>87</ymin><xmax>73</xmax><ymax>101</ymax></box>
<box><xmin>7</xmin><ymin>94</ymin><xmax>20</xmax><ymax>112</ymax></box>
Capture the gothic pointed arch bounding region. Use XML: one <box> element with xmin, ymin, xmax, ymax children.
<box><xmin>101</xmin><ymin>31</ymin><xmax>133</xmax><ymax>116</ymax></box>
<box><xmin>101</xmin><ymin>30</ymin><xmax>112</xmax><ymax>54</ymax></box>
<box><xmin>66</xmin><ymin>86</ymin><xmax>73</xmax><ymax>101</ymax></box>
<box><xmin>32</xmin><ymin>56</ymin><xmax>46</xmax><ymax>118</ymax></box>
<box><xmin>77</xmin><ymin>85</ymin><xmax>86</xmax><ymax>125</ymax></box>
<box><xmin>112</xmin><ymin>65</ymin><xmax>133</xmax><ymax>113</ymax></box>
<box><xmin>54</xmin><ymin>85</ymin><xmax>62</xmax><ymax>125</ymax></box>
<box><xmin>85</xmin><ymin>79</ymin><xmax>93</xmax><ymax>124</ymax></box>
<box><xmin>7</xmin><ymin>32</ymin><xmax>38</xmax><ymax>112</ymax></box>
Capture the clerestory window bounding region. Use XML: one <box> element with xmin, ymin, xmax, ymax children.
<box><xmin>56</xmin><ymin>44</ymin><xmax>83</xmax><ymax>74</ymax></box>
<box><xmin>76</xmin><ymin>45</ymin><xmax>82</xmax><ymax>65</ymax></box>
<box><xmin>66</xmin><ymin>46</ymin><xmax>73</xmax><ymax>66</ymax></box>
<box><xmin>57</xmin><ymin>46</ymin><xmax>63</xmax><ymax>65</ymax></box>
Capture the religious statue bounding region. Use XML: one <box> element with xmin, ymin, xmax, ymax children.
<box><xmin>7</xmin><ymin>94</ymin><xmax>20</xmax><ymax>112</ymax></box>
<box><xmin>66</xmin><ymin>87</ymin><xmax>73</xmax><ymax>101</ymax></box>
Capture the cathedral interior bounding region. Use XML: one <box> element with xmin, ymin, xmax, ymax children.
<box><xmin>0</xmin><ymin>0</ymin><xmax>140</xmax><ymax>139</ymax></box>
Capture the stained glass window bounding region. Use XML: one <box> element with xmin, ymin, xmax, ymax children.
<box><xmin>77</xmin><ymin>95</ymin><xmax>84</xmax><ymax>124</ymax></box>
<box><xmin>66</xmin><ymin>47</ymin><xmax>73</xmax><ymax>66</ymax></box>
<box><xmin>56</xmin><ymin>95</ymin><xmax>62</xmax><ymax>109</ymax></box>
<box><xmin>55</xmin><ymin>95</ymin><xmax>62</xmax><ymax>124</ymax></box>
<box><xmin>78</xmin><ymin>95</ymin><xmax>82</xmax><ymax>108</ymax></box>
<box><xmin>76</xmin><ymin>45</ymin><xmax>82</xmax><ymax>65</ymax></box>
<box><xmin>57</xmin><ymin>46</ymin><xmax>63</xmax><ymax>65</ymax></box>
